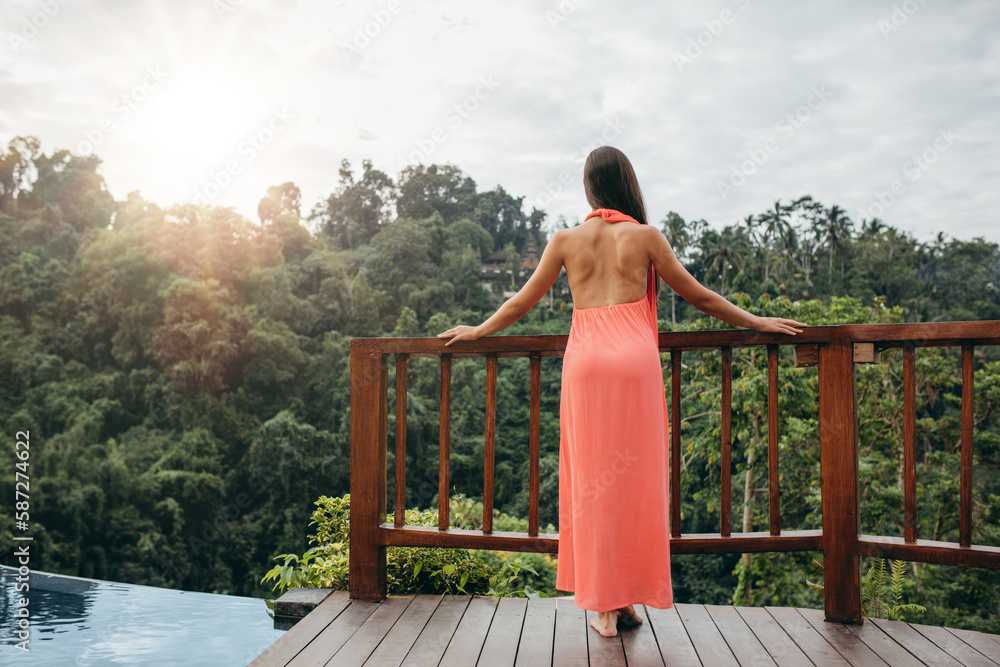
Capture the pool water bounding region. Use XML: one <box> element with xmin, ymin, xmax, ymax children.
<box><xmin>0</xmin><ymin>566</ymin><xmax>286</xmax><ymax>666</ymax></box>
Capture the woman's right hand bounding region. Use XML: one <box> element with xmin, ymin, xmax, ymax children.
<box><xmin>752</xmin><ymin>316</ymin><xmax>807</xmax><ymax>335</ymax></box>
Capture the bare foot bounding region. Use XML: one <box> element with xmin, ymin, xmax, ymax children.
<box><xmin>616</xmin><ymin>604</ymin><xmax>644</xmax><ymax>627</ymax></box>
<box><xmin>589</xmin><ymin>610</ymin><xmax>619</xmax><ymax>637</ymax></box>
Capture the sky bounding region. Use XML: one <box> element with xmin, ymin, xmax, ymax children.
<box><xmin>1</xmin><ymin>0</ymin><xmax>998</xmax><ymax>242</ymax></box>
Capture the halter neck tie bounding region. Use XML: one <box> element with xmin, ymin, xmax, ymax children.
<box><xmin>584</xmin><ymin>208</ymin><xmax>641</xmax><ymax>225</ymax></box>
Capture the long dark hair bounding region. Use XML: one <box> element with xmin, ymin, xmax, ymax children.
<box><xmin>583</xmin><ymin>146</ymin><xmax>649</xmax><ymax>226</ymax></box>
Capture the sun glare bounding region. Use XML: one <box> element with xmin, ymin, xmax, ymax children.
<box><xmin>137</xmin><ymin>75</ymin><xmax>251</xmax><ymax>165</ymax></box>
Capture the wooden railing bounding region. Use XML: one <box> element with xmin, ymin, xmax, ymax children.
<box><xmin>349</xmin><ymin>321</ymin><xmax>1000</xmax><ymax>624</ymax></box>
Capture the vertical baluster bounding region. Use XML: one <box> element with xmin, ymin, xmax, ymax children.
<box><xmin>483</xmin><ymin>355</ymin><xmax>498</xmax><ymax>533</ymax></box>
<box><xmin>671</xmin><ymin>350</ymin><xmax>682</xmax><ymax>538</ymax></box>
<box><xmin>903</xmin><ymin>344</ymin><xmax>917</xmax><ymax>543</ymax></box>
<box><xmin>960</xmin><ymin>344</ymin><xmax>973</xmax><ymax>548</ymax></box>
<box><xmin>379</xmin><ymin>355</ymin><xmax>389</xmax><ymax>525</ymax></box>
<box><xmin>394</xmin><ymin>354</ymin><xmax>409</xmax><ymax>528</ymax></box>
<box><xmin>439</xmin><ymin>354</ymin><xmax>452</xmax><ymax>531</ymax></box>
<box><xmin>721</xmin><ymin>346</ymin><xmax>732</xmax><ymax>537</ymax></box>
<box><xmin>767</xmin><ymin>345</ymin><xmax>781</xmax><ymax>536</ymax></box>
<box><xmin>529</xmin><ymin>354</ymin><xmax>541</xmax><ymax>537</ymax></box>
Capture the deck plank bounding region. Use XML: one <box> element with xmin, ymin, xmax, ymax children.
<box><xmin>249</xmin><ymin>590</ymin><xmax>352</xmax><ymax>667</ymax></box>
<box><xmin>644</xmin><ymin>605</ymin><xmax>701</xmax><ymax>667</ymax></box>
<box><xmin>839</xmin><ymin>615</ymin><xmax>925</xmax><ymax>667</ymax></box>
<box><xmin>330</xmin><ymin>594</ymin><xmax>415</xmax><ymax>667</ymax></box>
<box><xmin>399</xmin><ymin>595</ymin><xmax>472</xmax><ymax>667</ymax></box>
<box><xmin>706</xmin><ymin>604</ymin><xmax>776</xmax><ymax>666</ymax></box>
<box><xmin>249</xmin><ymin>595</ymin><xmax>1000</xmax><ymax>667</ymax></box>
<box><xmin>764</xmin><ymin>606</ymin><xmax>850</xmax><ymax>667</ymax></box>
<box><xmin>362</xmin><ymin>594</ymin><xmax>442</xmax><ymax>667</ymax></box>
<box><xmin>734</xmin><ymin>606</ymin><xmax>813</xmax><ymax>667</ymax></box>
<box><xmin>619</xmin><ymin>603</ymin><xmax>665</xmax><ymax>666</ymax></box>
<box><xmin>869</xmin><ymin>617</ymin><xmax>963</xmax><ymax>666</ymax></box>
<box><xmin>287</xmin><ymin>598</ymin><xmax>381</xmax><ymax>666</ymax></box>
<box><xmin>944</xmin><ymin>627</ymin><xmax>1000</xmax><ymax>664</ymax></box>
<box><xmin>583</xmin><ymin>608</ymin><xmax>626</xmax><ymax>666</ymax></box>
<box><xmin>478</xmin><ymin>596</ymin><xmax>529</xmax><ymax>667</ymax></box>
<box><xmin>796</xmin><ymin>608</ymin><xmax>888</xmax><ymax>667</ymax></box>
<box><xmin>514</xmin><ymin>596</ymin><xmax>557</xmax><ymax>666</ymax></box>
<box><xmin>439</xmin><ymin>595</ymin><xmax>499</xmax><ymax>666</ymax></box>
<box><xmin>911</xmin><ymin>622</ymin><xmax>999</xmax><ymax>667</ymax></box>
<box><xmin>676</xmin><ymin>603</ymin><xmax>739</xmax><ymax>666</ymax></box>
<box><xmin>551</xmin><ymin>597</ymin><xmax>589</xmax><ymax>666</ymax></box>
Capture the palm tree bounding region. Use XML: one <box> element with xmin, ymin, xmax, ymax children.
<box><xmin>757</xmin><ymin>200</ymin><xmax>792</xmax><ymax>283</ymax></box>
<box><xmin>742</xmin><ymin>214</ymin><xmax>760</xmax><ymax>246</ymax></box>
<box><xmin>916</xmin><ymin>231</ymin><xmax>947</xmax><ymax>286</ymax></box>
<box><xmin>660</xmin><ymin>212</ymin><xmax>690</xmax><ymax>325</ymax></box>
<box><xmin>860</xmin><ymin>217</ymin><xmax>886</xmax><ymax>239</ymax></box>
<box><xmin>741</xmin><ymin>214</ymin><xmax>766</xmax><ymax>287</ymax></box>
<box><xmin>775</xmin><ymin>226</ymin><xmax>801</xmax><ymax>294</ymax></box>
<box><xmin>814</xmin><ymin>205</ymin><xmax>854</xmax><ymax>273</ymax></box>
<box><xmin>795</xmin><ymin>230</ymin><xmax>819</xmax><ymax>290</ymax></box>
<box><xmin>702</xmin><ymin>225</ymin><xmax>750</xmax><ymax>295</ymax></box>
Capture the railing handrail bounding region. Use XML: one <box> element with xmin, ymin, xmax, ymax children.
<box><xmin>349</xmin><ymin>320</ymin><xmax>1000</xmax><ymax>624</ymax></box>
<box><xmin>352</xmin><ymin>320</ymin><xmax>1000</xmax><ymax>356</ymax></box>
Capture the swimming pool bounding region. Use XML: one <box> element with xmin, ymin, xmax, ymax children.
<box><xmin>0</xmin><ymin>566</ymin><xmax>287</xmax><ymax>666</ymax></box>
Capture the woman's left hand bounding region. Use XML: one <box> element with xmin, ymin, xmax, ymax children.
<box><xmin>753</xmin><ymin>316</ymin><xmax>807</xmax><ymax>335</ymax></box>
<box><xmin>437</xmin><ymin>325</ymin><xmax>481</xmax><ymax>346</ymax></box>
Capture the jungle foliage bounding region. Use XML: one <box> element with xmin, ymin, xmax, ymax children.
<box><xmin>0</xmin><ymin>136</ymin><xmax>997</xmax><ymax>630</ymax></box>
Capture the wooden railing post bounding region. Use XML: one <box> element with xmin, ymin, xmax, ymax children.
<box><xmin>818</xmin><ymin>338</ymin><xmax>862</xmax><ymax>624</ymax></box>
<box><xmin>349</xmin><ymin>340</ymin><xmax>388</xmax><ymax>601</ymax></box>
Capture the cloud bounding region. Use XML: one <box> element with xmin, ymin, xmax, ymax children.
<box><xmin>0</xmin><ymin>0</ymin><xmax>996</xmax><ymax>241</ymax></box>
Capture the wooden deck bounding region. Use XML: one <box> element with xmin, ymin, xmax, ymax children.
<box><xmin>250</xmin><ymin>592</ymin><xmax>1000</xmax><ymax>666</ymax></box>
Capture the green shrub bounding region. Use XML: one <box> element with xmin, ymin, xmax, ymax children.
<box><xmin>446</xmin><ymin>494</ymin><xmax>559</xmax><ymax>596</ymax></box>
<box><xmin>807</xmin><ymin>557</ymin><xmax>927</xmax><ymax>620</ymax></box>
<box><xmin>261</xmin><ymin>493</ymin><xmax>556</xmax><ymax>602</ymax></box>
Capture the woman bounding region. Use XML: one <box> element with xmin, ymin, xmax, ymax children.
<box><xmin>438</xmin><ymin>146</ymin><xmax>806</xmax><ymax>637</ymax></box>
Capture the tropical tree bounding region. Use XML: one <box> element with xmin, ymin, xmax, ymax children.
<box><xmin>396</xmin><ymin>163</ymin><xmax>476</xmax><ymax>226</ymax></box>
<box><xmin>661</xmin><ymin>211</ymin><xmax>691</xmax><ymax>325</ymax></box>
<box><xmin>0</xmin><ymin>135</ymin><xmax>41</xmax><ymax>214</ymax></box>
<box><xmin>311</xmin><ymin>159</ymin><xmax>396</xmax><ymax>249</ymax></box>
<box><xmin>760</xmin><ymin>200</ymin><xmax>794</xmax><ymax>276</ymax></box>
<box><xmin>811</xmin><ymin>204</ymin><xmax>853</xmax><ymax>275</ymax></box>
<box><xmin>700</xmin><ymin>225</ymin><xmax>750</xmax><ymax>295</ymax></box>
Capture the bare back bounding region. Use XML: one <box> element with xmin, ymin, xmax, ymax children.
<box><xmin>559</xmin><ymin>215</ymin><xmax>652</xmax><ymax>309</ymax></box>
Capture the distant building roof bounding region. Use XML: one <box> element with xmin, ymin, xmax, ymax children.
<box><xmin>483</xmin><ymin>250</ymin><xmax>507</xmax><ymax>264</ymax></box>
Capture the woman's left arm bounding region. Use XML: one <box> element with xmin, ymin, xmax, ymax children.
<box><xmin>438</xmin><ymin>231</ymin><xmax>566</xmax><ymax>345</ymax></box>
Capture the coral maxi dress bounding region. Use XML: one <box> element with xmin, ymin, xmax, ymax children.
<box><xmin>555</xmin><ymin>207</ymin><xmax>674</xmax><ymax>612</ymax></box>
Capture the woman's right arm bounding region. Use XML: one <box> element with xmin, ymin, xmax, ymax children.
<box><xmin>644</xmin><ymin>226</ymin><xmax>806</xmax><ymax>335</ymax></box>
<box><xmin>438</xmin><ymin>229</ymin><xmax>566</xmax><ymax>345</ymax></box>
